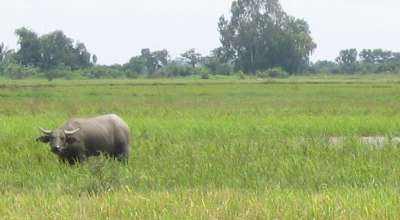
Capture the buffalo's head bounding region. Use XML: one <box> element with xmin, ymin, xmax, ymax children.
<box><xmin>36</xmin><ymin>127</ymin><xmax>80</xmax><ymax>154</ymax></box>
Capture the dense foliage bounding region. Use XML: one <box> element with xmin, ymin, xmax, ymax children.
<box><xmin>13</xmin><ymin>28</ymin><xmax>94</xmax><ymax>80</ymax></box>
<box><xmin>218</xmin><ymin>0</ymin><xmax>316</xmax><ymax>73</ymax></box>
<box><xmin>310</xmin><ymin>48</ymin><xmax>400</xmax><ymax>74</ymax></box>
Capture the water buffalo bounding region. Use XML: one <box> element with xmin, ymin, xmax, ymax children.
<box><xmin>36</xmin><ymin>114</ymin><xmax>131</xmax><ymax>164</ymax></box>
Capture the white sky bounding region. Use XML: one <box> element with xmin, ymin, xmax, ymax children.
<box><xmin>1</xmin><ymin>0</ymin><xmax>399</xmax><ymax>64</ymax></box>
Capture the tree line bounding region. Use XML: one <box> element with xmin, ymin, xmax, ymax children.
<box><xmin>0</xmin><ymin>29</ymin><xmax>233</xmax><ymax>80</ymax></box>
<box><xmin>310</xmin><ymin>49</ymin><xmax>400</xmax><ymax>74</ymax></box>
<box><xmin>0</xmin><ymin>0</ymin><xmax>399</xmax><ymax>80</ymax></box>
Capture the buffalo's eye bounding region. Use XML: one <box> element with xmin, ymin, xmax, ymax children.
<box><xmin>61</xmin><ymin>137</ymin><xmax>65</xmax><ymax>141</ymax></box>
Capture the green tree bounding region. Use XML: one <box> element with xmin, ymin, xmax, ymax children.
<box><xmin>39</xmin><ymin>31</ymin><xmax>92</xmax><ymax>71</ymax></box>
<box><xmin>14</xmin><ymin>28</ymin><xmax>94</xmax><ymax>80</ymax></box>
<box><xmin>359</xmin><ymin>49</ymin><xmax>375</xmax><ymax>64</ymax></box>
<box><xmin>335</xmin><ymin>49</ymin><xmax>358</xmax><ymax>73</ymax></box>
<box><xmin>0</xmin><ymin>43</ymin><xmax>14</xmax><ymax>63</ymax></box>
<box><xmin>218</xmin><ymin>0</ymin><xmax>316</xmax><ymax>74</ymax></box>
<box><xmin>150</xmin><ymin>49</ymin><xmax>169</xmax><ymax>73</ymax></box>
<box><xmin>71</xmin><ymin>42</ymin><xmax>92</xmax><ymax>69</ymax></box>
<box><xmin>39</xmin><ymin>30</ymin><xmax>73</xmax><ymax>70</ymax></box>
<box><xmin>140</xmin><ymin>48</ymin><xmax>170</xmax><ymax>74</ymax></box>
<box><xmin>123</xmin><ymin>56</ymin><xmax>146</xmax><ymax>74</ymax></box>
<box><xmin>92</xmin><ymin>54</ymin><xmax>98</xmax><ymax>65</ymax></box>
<box><xmin>371</xmin><ymin>49</ymin><xmax>392</xmax><ymax>64</ymax></box>
<box><xmin>202</xmin><ymin>49</ymin><xmax>233</xmax><ymax>75</ymax></box>
<box><xmin>336</xmin><ymin>49</ymin><xmax>358</xmax><ymax>66</ymax></box>
<box><xmin>181</xmin><ymin>49</ymin><xmax>202</xmax><ymax>68</ymax></box>
<box><xmin>0</xmin><ymin>43</ymin><xmax>15</xmax><ymax>76</ymax></box>
<box><xmin>310</xmin><ymin>60</ymin><xmax>340</xmax><ymax>74</ymax></box>
<box><xmin>0</xmin><ymin>43</ymin><xmax>7</xmax><ymax>62</ymax></box>
<box><xmin>124</xmin><ymin>49</ymin><xmax>170</xmax><ymax>75</ymax></box>
<box><xmin>359</xmin><ymin>49</ymin><xmax>393</xmax><ymax>64</ymax></box>
<box><xmin>14</xmin><ymin>27</ymin><xmax>41</xmax><ymax>66</ymax></box>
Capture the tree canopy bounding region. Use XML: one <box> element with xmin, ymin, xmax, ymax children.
<box><xmin>3</xmin><ymin>18</ymin><xmax>400</xmax><ymax>80</ymax></box>
<box><xmin>336</xmin><ymin>49</ymin><xmax>358</xmax><ymax>66</ymax></box>
<box><xmin>14</xmin><ymin>27</ymin><xmax>41</xmax><ymax>66</ymax></box>
<box><xmin>124</xmin><ymin>48</ymin><xmax>170</xmax><ymax>74</ymax></box>
<box><xmin>0</xmin><ymin>42</ymin><xmax>13</xmax><ymax>62</ymax></box>
<box><xmin>13</xmin><ymin>27</ymin><xmax>94</xmax><ymax>80</ymax></box>
<box><xmin>181</xmin><ymin>49</ymin><xmax>202</xmax><ymax>68</ymax></box>
<box><xmin>218</xmin><ymin>0</ymin><xmax>316</xmax><ymax>74</ymax></box>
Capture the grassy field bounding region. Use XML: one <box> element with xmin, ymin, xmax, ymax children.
<box><xmin>1</xmin><ymin>76</ymin><xmax>400</xmax><ymax>219</ymax></box>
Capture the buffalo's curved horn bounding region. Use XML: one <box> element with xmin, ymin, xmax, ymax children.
<box><xmin>64</xmin><ymin>128</ymin><xmax>80</xmax><ymax>135</ymax></box>
<box><xmin>39</xmin><ymin>127</ymin><xmax>52</xmax><ymax>134</ymax></box>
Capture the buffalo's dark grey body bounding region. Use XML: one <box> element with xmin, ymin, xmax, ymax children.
<box><xmin>37</xmin><ymin>114</ymin><xmax>131</xmax><ymax>164</ymax></box>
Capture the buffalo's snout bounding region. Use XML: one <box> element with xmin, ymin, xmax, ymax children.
<box><xmin>51</xmin><ymin>145</ymin><xmax>62</xmax><ymax>154</ymax></box>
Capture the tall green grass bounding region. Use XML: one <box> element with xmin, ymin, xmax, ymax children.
<box><xmin>1</xmin><ymin>78</ymin><xmax>400</xmax><ymax>219</ymax></box>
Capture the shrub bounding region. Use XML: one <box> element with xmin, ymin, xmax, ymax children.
<box><xmin>257</xmin><ymin>68</ymin><xmax>289</xmax><ymax>79</ymax></box>
<box><xmin>198</xmin><ymin>67</ymin><xmax>210</xmax><ymax>76</ymax></box>
<box><xmin>236</xmin><ymin>71</ymin><xmax>246</xmax><ymax>80</ymax></box>
<box><xmin>214</xmin><ymin>63</ymin><xmax>233</xmax><ymax>75</ymax></box>
<box><xmin>0</xmin><ymin>63</ymin><xmax>5</xmax><ymax>76</ymax></box>
<box><xmin>3</xmin><ymin>63</ymin><xmax>39</xmax><ymax>79</ymax></box>
<box><xmin>159</xmin><ymin>65</ymin><xmax>195</xmax><ymax>77</ymax></box>
<box><xmin>125</xmin><ymin>71</ymin><xmax>139</xmax><ymax>79</ymax></box>
<box><xmin>156</xmin><ymin>65</ymin><xmax>211</xmax><ymax>78</ymax></box>
<box><xmin>201</xmin><ymin>72</ymin><xmax>210</xmax><ymax>79</ymax></box>
<box><xmin>80</xmin><ymin>66</ymin><xmax>125</xmax><ymax>79</ymax></box>
<box><xmin>203</xmin><ymin>57</ymin><xmax>234</xmax><ymax>75</ymax></box>
<box><xmin>64</xmin><ymin>70</ymin><xmax>84</xmax><ymax>80</ymax></box>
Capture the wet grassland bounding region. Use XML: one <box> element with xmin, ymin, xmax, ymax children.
<box><xmin>1</xmin><ymin>78</ymin><xmax>400</xmax><ymax>219</ymax></box>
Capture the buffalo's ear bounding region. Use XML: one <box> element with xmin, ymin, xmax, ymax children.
<box><xmin>66</xmin><ymin>136</ymin><xmax>78</xmax><ymax>144</ymax></box>
<box><xmin>36</xmin><ymin>136</ymin><xmax>50</xmax><ymax>143</ymax></box>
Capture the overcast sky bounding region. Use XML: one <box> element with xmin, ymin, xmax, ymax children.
<box><xmin>1</xmin><ymin>0</ymin><xmax>399</xmax><ymax>65</ymax></box>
